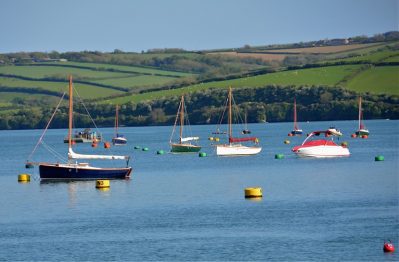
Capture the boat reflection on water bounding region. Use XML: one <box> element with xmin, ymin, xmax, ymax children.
<box><xmin>39</xmin><ymin>179</ymin><xmax>127</xmax><ymax>207</ymax></box>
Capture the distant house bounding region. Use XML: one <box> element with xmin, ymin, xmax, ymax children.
<box><xmin>327</xmin><ymin>38</ymin><xmax>349</xmax><ymax>45</ymax></box>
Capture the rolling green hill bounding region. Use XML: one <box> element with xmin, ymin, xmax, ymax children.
<box><xmin>103</xmin><ymin>64</ymin><xmax>365</xmax><ymax>104</ymax></box>
<box><xmin>0</xmin><ymin>32</ymin><xmax>398</xmax><ymax>129</ymax></box>
<box><xmin>345</xmin><ymin>66</ymin><xmax>399</xmax><ymax>94</ymax></box>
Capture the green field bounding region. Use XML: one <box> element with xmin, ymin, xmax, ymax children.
<box><xmin>383</xmin><ymin>55</ymin><xmax>399</xmax><ymax>62</ymax></box>
<box><xmin>0</xmin><ymin>101</ymin><xmax>13</xmax><ymax>107</ymax></box>
<box><xmin>345</xmin><ymin>66</ymin><xmax>399</xmax><ymax>95</ymax></box>
<box><xmin>0</xmin><ymin>62</ymin><xmax>194</xmax><ymax>101</ymax></box>
<box><xmin>0</xmin><ymin>77</ymin><xmax>124</xmax><ymax>98</ymax></box>
<box><xmin>0</xmin><ymin>92</ymin><xmax>49</xmax><ymax>102</ymax></box>
<box><xmin>0</xmin><ymin>65</ymin><xmax>131</xmax><ymax>79</ymax></box>
<box><xmin>331</xmin><ymin>50</ymin><xmax>399</xmax><ymax>63</ymax></box>
<box><xmin>113</xmin><ymin>52</ymin><xmax>201</xmax><ymax>60</ymax></box>
<box><xmin>324</xmin><ymin>42</ymin><xmax>396</xmax><ymax>60</ymax></box>
<box><xmin>91</xmin><ymin>75</ymin><xmax>180</xmax><ymax>89</ymax></box>
<box><xmin>38</xmin><ymin>61</ymin><xmax>193</xmax><ymax>77</ymax></box>
<box><xmin>105</xmin><ymin>65</ymin><xmax>363</xmax><ymax>104</ymax></box>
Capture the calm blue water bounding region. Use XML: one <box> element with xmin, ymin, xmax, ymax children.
<box><xmin>0</xmin><ymin>120</ymin><xmax>398</xmax><ymax>261</ymax></box>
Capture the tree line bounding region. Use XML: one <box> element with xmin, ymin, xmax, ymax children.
<box><xmin>1</xmin><ymin>85</ymin><xmax>397</xmax><ymax>130</ymax></box>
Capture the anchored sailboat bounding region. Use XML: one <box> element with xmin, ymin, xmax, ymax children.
<box><xmin>112</xmin><ymin>105</ymin><xmax>127</xmax><ymax>145</ymax></box>
<box><xmin>355</xmin><ymin>96</ymin><xmax>369</xmax><ymax>137</ymax></box>
<box><xmin>216</xmin><ymin>87</ymin><xmax>261</xmax><ymax>156</ymax></box>
<box><xmin>290</xmin><ymin>97</ymin><xmax>303</xmax><ymax>136</ymax></box>
<box><xmin>37</xmin><ymin>76</ymin><xmax>132</xmax><ymax>180</ymax></box>
<box><xmin>242</xmin><ymin>111</ymin><xmax>251</xmax><ymax>134</ymax></box>
<box><xmin>170</xmin><ymin>95</ymin><xmax>201</xmax><ymax>153</ymax></box>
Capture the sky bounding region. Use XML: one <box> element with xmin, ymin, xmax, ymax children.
<box><xmin>1</xmin><ymin>0</ymin><xmax>398</xmax><ymax>53</ymax></box>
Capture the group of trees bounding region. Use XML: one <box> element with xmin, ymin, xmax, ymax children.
<box><xmin>1</xmin><ymin>85</ymin><xmax>398</xmax><ymax>130</ymax></box>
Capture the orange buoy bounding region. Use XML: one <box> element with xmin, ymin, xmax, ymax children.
<box><xmin>362</xmin><ymin>135</ymin><xmax>368</xmax><ymax>139</ymax></box>
<box><xmin>351</xmin><ymin>134</ymin><xmax>357</xmax><ymax>138</ymax></box>
<box><xmin>91</xmin><ymin>142</ymin><xmax>98</xmax><ymax>148</ymax></box>
<box><xmin>104</xmin><ymin>142</ymin><xmax>111</xmax><ymax>149</ymax></box>
<box><xmin>288</xmin><ymin>133</ymin><xmax>294</xmax><ymax>137</ymax></box>
<box><xmin>383</xmin><ymin>241</ymin><xmax>395</xmax><ymax>253</ymax></box>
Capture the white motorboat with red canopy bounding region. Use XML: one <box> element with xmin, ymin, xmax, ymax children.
<box><xmin>292</xmin><ymin>130</ymin><xmax>349</xmax><ymax>158</ymax></box>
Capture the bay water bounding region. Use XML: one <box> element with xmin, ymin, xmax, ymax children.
<box><xmin>0</xmin><ymin>120</ymin><xmax>398</xmax><ymax>261</ymax></box>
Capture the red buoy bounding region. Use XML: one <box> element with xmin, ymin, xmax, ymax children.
<box><xmin>91</xmin><ymin>142</ymin><xmax>98</xmax><ymax>148</ymax></box>
<box><xmin>288</xmin><ymin>133</ymin><xmax>293</xmax><ymax>137</ymax></box>
<box><xmin>362</xmin><ymin>135</ymin><xmax>368</xmax><ymax>139</ymax></box>
<box><xmin>351</xmin><ymin>134</ymin><xmax>357</xmax><ymax>138</ymax></box>
<box><xmin>384</xmin><ymin>241</ymin><xmax>395</xmax><ymax>253</ymax></box>
<box><xmin>104</xmin><ymin>142</ymin><xmax>111</xmax><ymax>149</ymax></box>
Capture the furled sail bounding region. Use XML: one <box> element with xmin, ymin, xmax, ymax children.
<box><xmin>181</xmin><ymin>137</ymin><xmax>199</xmax><ymax>142</ymax></box>
<box><xmin>68</xmin><ymin>148</ymin><xmax>129</xmax><ymax>160</ymax></box>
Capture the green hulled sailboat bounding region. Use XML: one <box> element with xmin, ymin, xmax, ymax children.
<box><xmin>170</xmin><ymin>95</ymin><xmax>201</xmax><ymax>153</ymax></box>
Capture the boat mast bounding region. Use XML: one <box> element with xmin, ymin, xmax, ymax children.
<box><xmin>180</xmin><ymin>95</ymin><xmax>184</xmax><ymax>144</ymax></box>
<box><xmin>228</xmin><ymin>87</ymin><xmax>232</xmax><ymax>141</ymax></box>
<box><xmin>68</xmin><ymin>75</ymin><xmax>73</xmax><ymax>149</ymax></box>
<box><xmin>358</xmin><ymin>96</ymin><xmax>362</xmax><ymax>129</ymax></box>
<box><xmin>244</xmin><ymin>111</ymin><xmax>247</xmax><ymax>129</ymax></box>
<box><xmin>294</xmin><ymin>97</ymin><xmax>298</xmax><ymax>130</ymax></box>
<box><xmin>115</xmin><ymin>104</ymin><xmax>119</xmax><ymax>136</ymax></box>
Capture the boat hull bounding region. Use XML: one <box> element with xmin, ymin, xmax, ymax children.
<box><xmin>63</xmin><ymin>137</ymin><xmax>99</xmax><ymax>143</ymax></box>
<box><xmin>171</xmin><ymin>143</ymin><xmax>201</xmax><ymax>153</ymax></box>
<box><xmin>293</xmin><ymin>145</ymin><xmax>350</xmax><ymax>158</ymax></box>
<box><xmin>291</xmin><ymin>129</ymin><xmax>303</xmax><ymax>135</ymax></box>
<box><xmin>112</xmin><ymin>137</ymin><xmax>127</xmax><ymax>145</ymax></box>
<box><xmin>39</xmin><ymin>163</ymin><xmax>132</xmax><ymax>180</ymax></box>
<box><xmin>216</xmin><ymin>144</ymin><xmax>262</xmax><ymax>156</ymax></box>
<box><xmin>355</xmin><ymin>129</ymin><xmax>369</xmax><ymax>136</ymax></box>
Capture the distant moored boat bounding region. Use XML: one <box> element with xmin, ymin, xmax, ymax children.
<box><xmin>170</xmin><ymin>95</ymin><xmax>201</xmax><ymax>153</ymax></box>
<box><xmin>112</xmin><ymin>104</ymin><xmax>127</xmax><ymax>145</ymax></box>
<box><xmin>290</xmin><ymin>97</ymin><xmax>303</xmax><ymax>136</ymax></box>
<box><xmin>355</xmin><ymin>96</ymin><xmax>369</xmax><ymax>137</ymax></box>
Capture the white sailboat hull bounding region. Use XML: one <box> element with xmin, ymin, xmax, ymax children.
<box><xmin>216</xmin><ymin>144</ymin><xmax>262</xmax><ymax>156</ymax></box>
<box><xmin>294</xmin><ymin>145</ymin><xmax>350</xmax><ymax>158</ymax></box>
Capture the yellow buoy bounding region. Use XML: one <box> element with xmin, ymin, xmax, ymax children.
<box><xmin>284</xmin><ymin>140</ymin><xmax>290</xmax><ymax>144</ymax></box>
<box><xmin>208</xmin><ymin>137</ymin><xmax>214</xmax><ymax>141</ymax></box>
<box><xmin>96</xmin><ymin>179</ymin><xmax>110</xmax><ymax>189</ymax></box>
<box><xmin>214</xmin><ymin>137</ymin><xmax>220</xmax><ymax>142</ymax></box>
<box><xmin>18</xmin><ymin>174</ymin><xmax>30</xmax><ymax>182</ymax></box>
<box><xmin>245</xmin><ymin>187</ymin><xmax>262</xmax><ymax>198</ymax></box>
